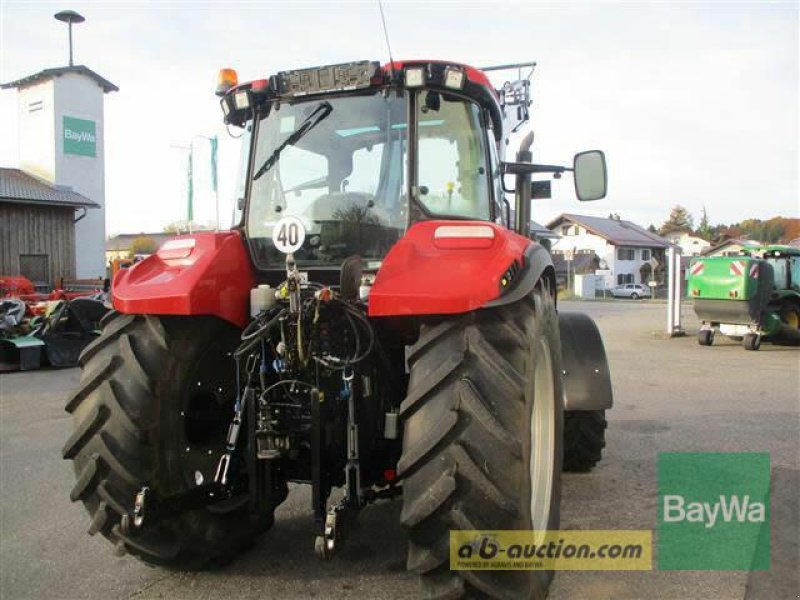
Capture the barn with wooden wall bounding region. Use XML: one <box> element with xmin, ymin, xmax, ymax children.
<box><xmin>0</xmin><ymin>167</ymin><xmax>98</xmax><ymax>286</ymax></box>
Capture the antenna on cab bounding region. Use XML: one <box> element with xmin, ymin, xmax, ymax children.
<box><xmin>377</xmin><ymin>1</ymin><xmax>396</xmax><ymax>80</ymax></box>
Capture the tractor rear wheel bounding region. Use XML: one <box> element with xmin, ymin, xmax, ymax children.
<box><xmin>563</xmin><ymin>410</ymin><xmax>607</xmax><ymax>472</ymax></box>
<box><xmin>399</xmin><ymin>284</ymin><xmax>563</xmax><ymax>599</ymax></box>
<box><xmin>63</xmin><ymin>313</ymin><xmax>278</xmax><ymax>569</ymax></box>
<box><xmin>773</xmin><ymin>302</ymin><xmax>800</xmax><ymax>346</ymax></box>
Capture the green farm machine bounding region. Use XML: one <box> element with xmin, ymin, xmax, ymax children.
<box><xmin>688</xmin><ymin>245</ymin><xmax>800</xmax><ymax>350</ymax></box>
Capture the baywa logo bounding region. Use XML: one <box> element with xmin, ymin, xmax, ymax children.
<box><xmin>658</xmin><ymin>452</ymin><xmax>770</xmax><ymax>570</ymax></box>
<box><xmin>63</xmin><ymin>116</ymin><xmax>97</xmax><ymax>157</ymax></box>
<box><xmin>662</xmin><ymin>494</ymin><xmax>766</xmax><ymax>528</ymax></box>
<box><xmin>64</xmin><ymin>129</ymin><xmax>96</xmax><ymax>144</ymax></box>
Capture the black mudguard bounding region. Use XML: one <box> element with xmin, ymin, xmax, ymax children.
<box><xmin>558</xmin><ymin>311</ymin><xmax>613</xmax><ymax>411</ymax></box>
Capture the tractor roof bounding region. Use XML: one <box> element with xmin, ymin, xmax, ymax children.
<box><xmin>757</xmin><ymin>245</ymin><xmax>800</xmax><ymax>256</ymax></box>
<box><xmin>382</xmin><ymin>60</ymin><xmax>495</xmax><ymax>93</ymax></box>
<box><xmin>219</xmin><ymin>59</ymin><xmax>503</xmax><ymax>131</ymax></box>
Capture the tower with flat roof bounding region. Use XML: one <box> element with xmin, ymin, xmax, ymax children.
<box><xmin>1</xmin><ymin>12</ymin><xmax>117</xmax><ymax>279</ymax></box>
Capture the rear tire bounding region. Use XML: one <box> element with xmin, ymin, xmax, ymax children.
<box><xmin>399</xmin><ymin>284</ymin><xmax>563</xmax><ymax>599</ymax></box>
<box><xmin>743</xmin><ymin>333</ymin><xmax>761</xmax><ymax>351</ymax></box>
<box><xmin>563</xmin><ymin>410</ymin><xmax>607</xmax><ymax>472</ymax></box>
<box><xmin>697</xmin><ymin>329</ymin><xmax>714</xmax><ymax>346</ymax></box>
<box><xmin>63</xmin><ymin>313</ymin><xmax>278</xmax><ymax>569</ymax></box>
<box><xmin>774</xmin><ymin>302</ymin><xmax>800</xmax><ymax>346</ymax></box>
<box><xmin>630</xmin><ymin>293</ymin><xmax>640</xmax><ymax>300</ymax></box>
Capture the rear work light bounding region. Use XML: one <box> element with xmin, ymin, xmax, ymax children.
<box><xmin>404</xmin><ymin>66</ymin><xmax>425</xmax><ymax>88</ymax></box>
<box><xmin>234</xmin><ymin>90</ymin><xmax>250</xmax><ymax>110</ymax></box>
<box><xmin>443</xmin><ymin>66</ymin><xmax>465</xmax><ymax>90</ymax></box>
<box><xmin>157</xmin><ymin>238</ymin><xmax>196</xmax><ymax>260</ymax></box>
<box><xmin>433</xmin><ymin>225</ymin><xmax>495</xmax><ymax>249</ymax></box>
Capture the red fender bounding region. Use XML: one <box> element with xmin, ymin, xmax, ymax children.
<box><xmin>368</xmin><ymin>220</ymin><xmax>533</xmax><ymax>317</ymax></box>
<box><xmin>112</xmin><ymin>231</ymin><xmax>254</xmax><ymax>327</ymax></box>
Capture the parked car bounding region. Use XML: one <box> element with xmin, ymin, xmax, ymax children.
<box><xmin>611</xmin><ymin>283</ymin><xmax>649</xmax><ymax>299</ymax></box>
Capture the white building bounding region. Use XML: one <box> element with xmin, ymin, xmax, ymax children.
<box><xmin>665</xmin><ymin>232</ymin><xmax>711</xmax><ymax>256</ymax></box>
<box><xmin>2</xmin><ymin>65</ymin><xmax>117</xmax><ymax>278</ymax></box>
<box><xmin>702</xmin><ymin>239</ymin><xmax>762</xmax><ymax>257</ymax></box>
<box><xmin>546</xmin><ymin>213</ymin><xmax>673</xmax><ymax>289</ymax></box>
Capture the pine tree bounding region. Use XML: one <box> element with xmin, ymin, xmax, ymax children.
<box><xmin>659</xmin><ymin>205</ymin><xmax>694</xmax><ymax>235</ymax></box>
<box><xmin>697</xmin><ymin>207</ymin><xmax>712</xmax><ymax>240</ymax></box>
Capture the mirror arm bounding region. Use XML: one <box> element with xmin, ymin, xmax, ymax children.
<box><xmin>504</xmin><ymin>161</ymin><xmax>573</xmax><ymax>175</ymax></box>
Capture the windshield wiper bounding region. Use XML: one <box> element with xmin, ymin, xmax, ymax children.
<box><xmin>252</xmin><ymin>101</ymin><xmax>333</xmax><ymax>181</ymax></box>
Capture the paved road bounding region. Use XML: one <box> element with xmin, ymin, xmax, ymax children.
<box><xmin>1</xmin><ymin>301</ymin><xmax>798</xmax><ymax>599</ymax></box>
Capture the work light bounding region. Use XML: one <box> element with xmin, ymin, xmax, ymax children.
<box><xmin>404</xmin><ymin>66</ymin><xmax>425</xmax><ymax>88</ymax></box>
<box><xmin>443</xmin><ymin>67</ymin><xmax>465</xmax><ymax>90</ymax></box>
<box><xmin>234</xmin><ymin>90</ymin><xmax>250</xmax><ymax>110</ymax></box>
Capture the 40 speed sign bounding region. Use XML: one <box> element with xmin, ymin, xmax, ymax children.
<box><xmin>271</xmin><ymin>216</ymin><xmax>306</xmax><ymax>254</ymax></box>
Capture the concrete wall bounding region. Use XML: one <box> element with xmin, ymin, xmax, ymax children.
<box><xmin>17</xmin><ymin>81</ymin><xmax>55</xmax><ymax>182</ymax></box>
<box><xmin>574</xmin><ymin>274</ymin><xmax>597</xmax><ymax>299</ymax></box>
<box><xmin>53</xmin><ymin>73</ymin><xmax>106</xmax><ymax>278</ymax></box>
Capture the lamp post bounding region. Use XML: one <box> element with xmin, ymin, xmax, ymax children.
<box><xmin>171</xmin><ymin>135</ymin><xmax>221</xmax><ymax>233</ymax></box>
<box><xmin>54</xmin><ymin>10</ymin><xmax>85</xmax><ymax>67</ymax></box>
<box><xmin>193</xmin><ymin>135</ymin><xmax>220</xmax><ymax>231</ymax></box>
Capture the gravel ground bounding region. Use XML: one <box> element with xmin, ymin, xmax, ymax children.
<box><xmin>1</xmin><ymin>300</ymin><xmax>798</xmax><ymax>599</ymax></box>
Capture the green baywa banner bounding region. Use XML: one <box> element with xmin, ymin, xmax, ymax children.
<box><xmin>63</xmin><ymin>116</ymin><xmax>96</xmax><ymax>157</ymax></box>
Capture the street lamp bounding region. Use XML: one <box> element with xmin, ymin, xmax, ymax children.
<box><xmin>171</xmin><ymin>135</ymin><xmax>221</xmax><ymax>233</ymax></box>
<box><xmin>54</xmin><ymin>10</ymin><xmax>85</xmax><ymax>67</ymax></box>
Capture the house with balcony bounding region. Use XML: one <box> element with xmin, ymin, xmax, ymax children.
<box><xmin>546</xmin><ymin>213</ymin><xmax>673</xmax><ymax>289</ymax></box>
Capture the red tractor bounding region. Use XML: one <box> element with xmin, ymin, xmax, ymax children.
<box><xmin>64</xmin><ymin>59</ymin><xmax>612</xmax><ymax>598</ymax></box>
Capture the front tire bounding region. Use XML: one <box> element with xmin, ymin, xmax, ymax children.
<box><xmin>697</xmin><ymin>329</ymin><xmax>714</xmax><ymax>346</ymax></box>
<box><xmin>63</xmin><ymin>313</ymin><xmax>277</xmax><ymax>569</ymax></box>
<box><xmin>399</xmin><ymin>284</ymin><xmax>563</xmax><ymax>599</ymax></box>
<box><xmin>743</xmin><ymin>333</ymin><xmax>761</xmax><ymax>351</ymax></box>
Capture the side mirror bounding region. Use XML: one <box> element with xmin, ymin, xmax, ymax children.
<box><xmin>573</xmin><ymin>150</ymin><xmax>607</xmax><ymax>201</ymax></box>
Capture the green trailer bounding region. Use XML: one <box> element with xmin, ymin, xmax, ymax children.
<box><xmin>687</xmin><ymin>245</ymin><xmax>800</xmax><ymax>350</ymax></box>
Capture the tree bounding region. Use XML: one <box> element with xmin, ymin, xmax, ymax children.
<box><xmin>163</xmin><ymin>221</ymin><xmax>214</xmax><ymax>235</ymax></box>
<box><xmin>647</xmin><ymin>224</ymin><xmax>657</xmax><ymax>233</ymax></box>
<box><xmin>659</xmin><ymin>205</ymin><xmax>694</xmax><ymax>235</ymax></box>
<box><xmin>163</xmin><ymin>222</ymin><xmax>186</xmax><ymax>235</ymax></box>
<box><xmin>129</xmin><ymin>235</ymin><xmax>157</xmax><ymax>257</ymax></box>
<box><xmin>697</xmin><ymin>206</ymin><xmax>712</xmax><ymax>240</ymax></box>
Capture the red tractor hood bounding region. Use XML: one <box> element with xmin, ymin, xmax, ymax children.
<box><xmin>113</xmin><ymin>231</ymin><xmax>255</xmax><ymax>327</ymax></box>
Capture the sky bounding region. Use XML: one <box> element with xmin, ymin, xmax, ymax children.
<box><xmin>0</xmin><ymin>1</ymin><xmax>798</xmax><ymax>236</ymax></box>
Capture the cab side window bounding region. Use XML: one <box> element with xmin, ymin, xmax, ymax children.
<box><xmin>791</xmin><ymin>257</ymin><xmax>800</xmax><ymax>291</ymax></box>
<box><xmin>486</xmin><ymin>125</ymin><xmax>508</xmax><ymax>226</ymax></box>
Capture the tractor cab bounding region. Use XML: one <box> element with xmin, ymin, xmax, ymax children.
<box><xmin>755</xmin><ymin>246</ymin><xmax>800</xmax><ymax>292</ymax></box>
<box><xmin>217</xmin><ymin>60</ymin><xmax>606</xmax><ymax>276</ymax></box>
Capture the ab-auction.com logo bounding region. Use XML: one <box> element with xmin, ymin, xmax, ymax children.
<box><xmin>449</xmin><ymin>530</ymin><xmax>652</xmax><ymax>571</ymax></box>
<box><xmin>658</xmin><ymin>452</ymin><xmax>770</xmax><ymax>570</ymax></box>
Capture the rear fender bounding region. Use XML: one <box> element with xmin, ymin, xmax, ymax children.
<box><xmin>559</xmin><ymin>312</ymin><xmax>613</xmax><ymax>411</ymax></box>
<box><xmin>368</xmin><ymin>220</ymin><xmax>550</xmax><ymax>317</ymax></box>
<box><xmin>112</xmin><ymin>231</ymin><xmax>254</xmax><ymax>327</ymax></box>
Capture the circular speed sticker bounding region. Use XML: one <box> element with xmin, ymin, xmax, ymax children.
<box><xmin>271</xmin><ymin>216</ymin><xmax>306</xmax><ymax>254</ymax></box>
